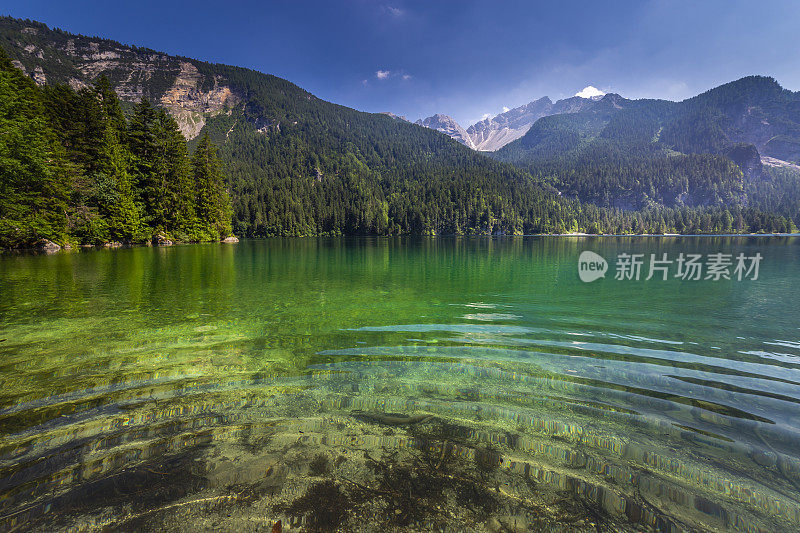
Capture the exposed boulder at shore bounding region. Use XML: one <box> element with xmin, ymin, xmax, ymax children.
<box><xmin>221</xmin><ymin>236</ymin><xmax>239</xmax><ymax>243</ymax></box>
<box><xmin>36</xmin><ymin>239</ymin><xmax>61</xmax><ymax>253</ymax></box>
<box><xmin>153</xmin><ymin>234</ymin><xmax>174</xmax><ymax>246</ymax></box>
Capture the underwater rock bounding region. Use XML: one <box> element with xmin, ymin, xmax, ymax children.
<box><xmin>494</xmin><ymin>515</ymin><xmax>529</xmax><ymax>532</ymax></box>
<box><xmin>279</xmin><ymin>480</ymin><xmax>350</xmax><ymax>530</ymax></box>
<box><xmin>308</xmin><ymin>453</ymin><xmax>331</xmax><ymax>476</ymax></box>
<box><xmin>351</xmin><ymin>410</ymin><xmax>434</xmax><ymax>426</ymax></box>
<box><xmin>752</xmin><ymin>449</ymin><xmax>778</xmax><ymax>468</ymax></box>
<box><xmin>567</xmin><ymin>450</ymin><xmax>589</xmax><ymax>469</ymax></box>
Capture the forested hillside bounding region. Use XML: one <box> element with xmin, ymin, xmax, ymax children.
<box><xmin>0</xmin><ymin>49</ymin><xmax>231</xmax><ymax>248</ymax></box>
<box><xmin>493</xmin><ymin>81</ymin><xmax>800</xmax><ymax>228</ymax></box>
<box><xmin>0</xmin><ymin>17</ymin><xmax>797</xmax><ymax>246</ymax></box>
<box><xmin>1</xmin><ymin>16</ymin><xmax>609</xmax><ymax>239</ymax></box>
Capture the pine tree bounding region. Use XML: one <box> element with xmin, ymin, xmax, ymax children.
<box><xmin>0</xmin><ymin>48</ymin><xmax>70</xmax><ymax>247</ymax></box>
<box><xmin>192</xmin><ymin>133</ymin><xmax>233</xmax><ymax>239</ymax></box>
<box><xmin>91</xmin><ymin>78</ymin><xmax>145</xmax><ymax>242</ymax></box>
<box><xmin>155</xmin><ymin>109</ymin><xmax>195</xmax><ymax>237</ymax></box>
<box><xmin>40</xmin><ymin>78</ymin><xmax>147</xmax><ymax>243</ymax></box>
<box><xmin>127</xmin><ymin>98</ymin><xmax>162</xmax><ymax>233</ymax></box>
<box><xmin>128</xmin><ymin>100</ymin><xmax>196</xmax><ymax>239</ymax></box>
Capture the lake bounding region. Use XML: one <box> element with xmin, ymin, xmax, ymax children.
<box><xmin>1</xmin><ymin>237</ymin><xmax>799</xmax><ymax>532</ymax></box>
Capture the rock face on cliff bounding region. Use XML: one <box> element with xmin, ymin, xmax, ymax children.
<box><xmin>160</xmin><ymin>62</ymin><xmax>240</xmax><ymax>138</ymax></box>
<box><xmin>1</xmin><ymin>18</ymin><xmax>239</xmax><ymax>139</ymax></box>
<box><xmin>414</xmin><ymin>114</ymin><xmax>476</xmax><ymax>149</ymax></box>
<box><xmin>467</xmin><ymin>97</ymin><xmax>554</xmax><ymax>151</ymax></box>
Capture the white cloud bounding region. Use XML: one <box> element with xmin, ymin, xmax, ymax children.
<box><xmin>375</xmin><ymin>70</ymin><xmax>412</xmax><ymax>81</ymax></box>
<box><xmin>502</xmin><ymin>106</ymin><xmax>510</xmax><ymax>113</ymax></box>
<box><xmin>386</xmin><ymin>6</ymin><xmax>404</xmax><ymax>17</ymax></box>
<box><xmin>575</xmin><ymin>85</ymin><xmax>606</xmax><ymax>98</ymax></box>
<box><xmin>481</xmin><ymin>113</ymin><xmax>491</xmax><ymax>120</ymax></box>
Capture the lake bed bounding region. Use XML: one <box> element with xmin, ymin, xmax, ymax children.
<box><xmin>1</xmin><ymin>237</ymin><xmax>799</xmax><ymax>532</ymax></box>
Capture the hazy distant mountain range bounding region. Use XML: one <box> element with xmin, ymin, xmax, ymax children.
<box><xmin>1</xmin><ymin>15</ymin><xmax>799</xmax><ymax>240</ymax></box>
<box><xmin>488</xmin><ymin>79</ymin><xmax>800</xmax><ymax>215</ymax></box>
<box><xmin>415</xmin><ymin>92</ymin><xmax>606</xmax><ymax>151</ymax></box>
<box><xmin>414</xmin><ymin>76</ymin><xmax>800</xmax><ymax>218</ymax></box>
<box><xmin>493</xmin><ymin>78</ymin><xmax>800</xmax><ymax>171</ymax></box>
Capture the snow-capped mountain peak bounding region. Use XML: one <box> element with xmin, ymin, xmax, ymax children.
<box><xmin>575</xmin><ymin>86</ymin><xmax>606</xmax><ymax>100</ymax></box>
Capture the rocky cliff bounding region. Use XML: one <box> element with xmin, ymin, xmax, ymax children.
<box><xmin>467</xmin><ymin>97</ymin><xmax>554</xmax><ymax>151</ymax></box>
<box><xmin>414</xmin><ymin>114</ymin><xmax>476</xmax><ymax>149</ymax></box>
<box><xmin>1</xmin><ymin>18</ymin><xmax>239</xmax><ymax>139</ymax></box>
<box><xmin>416</xmin><ymin>95</ymin><xmax>604</xmax><ymax>152</ymax></box>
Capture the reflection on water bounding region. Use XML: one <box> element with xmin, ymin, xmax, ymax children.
<box><xmin>0</xmin><ymin>237</ymin><xmax>799</xmax><ymax>531</ymax></box>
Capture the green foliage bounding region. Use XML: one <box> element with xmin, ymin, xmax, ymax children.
<box><xmin>0</xmin><ymin>17</ymin><xmax>796</xmax><ymax>245</ymax></box>
<box><xmin>192</xmin><ymin>133</ymin><xmax>232</xmax><ymax>239</ymax></box>
<box><xmin>41</xmin><ymin>77</ymin><xmax>149</xmax><ymax>243</ymax></box>
<box><xmin>0</xmin><ymin>52</ymin><xmax>232</xmax><ymax>247</ymax></box>
<box><xmin>748</xmin><ymin>165</ymin><xmax>800</xmax><ymax>229</ymax></box>
<box><xmin>0</xmin><ymin>48</ymin><xmax>70</xmax><ymax>247</ymax></box>
<box><xmin>493</xmin><ymin>81</ymin><xmax>800</xmax><ymax>231</ymax></box>
<box><xmin>128</xmin><ymin>100</ymin><xmax>200</xmax><ymax>237</ymax></box>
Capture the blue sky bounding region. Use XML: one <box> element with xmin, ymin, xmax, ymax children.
<box><xmin>5</xmin><ymin>0</ymin><xmax>800</xmax><ymax>126</ymax></box>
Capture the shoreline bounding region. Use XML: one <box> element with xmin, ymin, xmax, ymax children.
<box><xmin>3</xmin><ymin>232</ymin><xmax>798</xmax><ymax>255</ymax></box>
<box><xmin>0</xmin><ymin>236</ymin><xmax>240</xmax><ymax>255</ymax></box>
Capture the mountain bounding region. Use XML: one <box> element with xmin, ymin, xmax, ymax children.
<box><xmin>414</xmin><ymin>114</ymin><xmax>476</xmax><ymax>149</ymax></box>
<box><xmin>467</xmin><ymin>97</ymin><xmax>554</xmax><ymax>151</ymax></box>
<box><xmin>494</xmin><ymin>93</ymin><xmax>665</xmax><ymax>163</ymax></box>
<box><xmin>663</xmin><ymin>76</ymin><xmax>800</xmax><ymax>163</ymax></box>
<box><xmin>491</xmin><ymin>79</ymin><xmax>800</xmax><ymax>224</ymax></box>
<box><xmin>496</xmin><ymin>77</ymin><xmax>800</xmax><ymax>167</ymax></box>
<box><xmin>416</xmin><ymin>95</ymin><xmax>606</xmax><ymax>152</ymax></box>
<box><xmin>1</xmin><ymin>16</ymin><xmax>795</xmax><ymax>243</ymax></box>
<box><xmin>418</xmin><ymin>77</ymin><xmax>800</xmax><ymax>166</ymax></box>
<box><xmin>2</xmin><ymin>20</ymin><xmax>240</xmax><ymax>140</ymax></box>
<box><xmin>0</xmin><ymin>16</ymin><xmax>640</xmax><ymax>240</ymax></box>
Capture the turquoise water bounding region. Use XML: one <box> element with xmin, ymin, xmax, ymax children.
<box><xmin>1</xmin><ymin>237</ymin><xmax>799</xmax><ymax>531</ymax></box>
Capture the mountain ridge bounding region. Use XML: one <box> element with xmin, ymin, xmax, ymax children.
<box><xmin>488</xmin><ymin>77</ymin><xmax>800</xmax><ymax>223</ymax></box>
<box><xmin>414</xmin><ymin>113</ymin><xmax>476</xmax><ymax>149</ymax></box>
<box><xmin>0</xmin><ymin>15</ymin><xmax>629</xmax><ymax>238</ymax></box>
<box><xmin>1</xmin><ymin>15</ymin><xmax>797</xmax><ymax>242</ymax></box>
<box><xmin>415</xmin><ymin>94</ymin><xmax>617</xmax><ymax>152</ymax></box>
<box><xmin>494</xmin><ymin>76</ymin><xmax>800</xmax><ymax>166</ymax></box>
